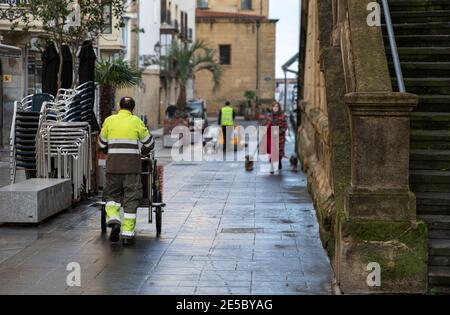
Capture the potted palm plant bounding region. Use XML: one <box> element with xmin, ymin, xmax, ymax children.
<box><xmin>96</xmin><ymin>58</ymin><xmax>142</xmax><ymax>125</ymax></box>
<box><xmin>150</xmin><ymin>40</ymin><xmax>222</xmax><ymax>134</ymax></box>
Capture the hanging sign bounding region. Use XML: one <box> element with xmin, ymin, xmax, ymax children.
<box><xmin>3</xmin><ymin>74</ymin><xmax>13</xmax><ymax>83</ymax></box>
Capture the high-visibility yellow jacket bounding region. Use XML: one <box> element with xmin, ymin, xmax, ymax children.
<box><xmin>98</xmin><ymin>110</ymin><xmax>155</xmax><ymax>174</ymax></box>
<box><xmin>220</xmin><ymin>106</ymin><xmax>235</xmax><ymax>126</ymax></box>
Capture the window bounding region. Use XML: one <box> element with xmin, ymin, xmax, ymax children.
<box><xmin>219</xmin><ymin>45</ymin><xmax>231</xmax><ymax>65</ymax></box>
<box><xmin>180</xmin><ymin>10</ymin><xmax>184</xmax><ymax>35</ymax></box>
<box><xmin>241</xmin><ymin>0</ymin><xmax>252</xmax><ymax>10</ymax></box>
<box><xmin>197</xmin><ymin>0</ymin><xmax>208</xmax><ymax>9</ymax></box>
<box><xmin>184</xmin><ymin>12</ymin><xmax>188</xmax><ymax>39</ymax></box>
<box><xmin>161</xmin><ymin>0</ymin><xmax>171</xmax><ymax>24</ymax></box>
<box><xmin>122</xmin><ymin>17</ymin><xmax>130</xmax><ymax>60</ymax></box>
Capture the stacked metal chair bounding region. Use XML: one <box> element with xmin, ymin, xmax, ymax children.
<box><xmin>35</xmin><ymin>83</ymin><xmax>96</xmax><ymax>201</ymax></box>
<box><xmin>36</xmin><ymin>121</ymin><xmax>92</xmax><ymax>201</ymax></box>
<box><xmin>10</xmin><ymin>82</ymin><xmax>96</xmax><ymax>200</ymax></box>
<box><xmin>10</xmin><ymin>93</ymin><xmax>55</xmax><ymax>183</ymax></box>
<box><xmin>77</xmin><ymin>81</ymin><xmax>95</xmax><ymax>124</ymax></box>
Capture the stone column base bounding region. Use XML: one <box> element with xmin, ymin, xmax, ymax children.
<box><xmin>345</xmin><ymin>187</ymin><xmax>416</xmax><ymax>221</ymax></box>
<box><xmin>338</xmin><ymin>219</ymin><xmax>428</xmax><ymax>294</ymax></box>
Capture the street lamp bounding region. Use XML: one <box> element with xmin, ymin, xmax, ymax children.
<box><xmin>154</xmin><ymin>41</ymin><xmax>161</xmax><ymax>55</ymax></box>
<box><xmin>154</xmin><ymin>41</ymin><xmax>162</xmax><ymax>125</ymax></box>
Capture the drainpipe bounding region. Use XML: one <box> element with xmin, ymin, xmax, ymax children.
<box><xmin>256</xmin><ymin>20</ymin><xmax>261</xmax><ymax>103</ymax></box>
<box><xmin>0</xmin><ymin>60</ymin><xmax>2</xmax><ymax>146</ymax></box>
<box><xmin>135</xmin><ymin>0</ymin><xmax>141</xmax><ymax>115</ymax></box>
<box><xmin>284</xmin><ymin>71</ymin><xmax>288</xmax><ymax>111</ymax></box>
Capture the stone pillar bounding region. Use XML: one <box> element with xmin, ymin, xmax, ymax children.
<box><xmin>345</xmin><ymin>92</ymin><xmax>417</xmax><ymax>220</ymax></box>
<box><xmin>338</xmin><ymin>92</ymin><xmax>428</xmax><ymax>294</ymax></box>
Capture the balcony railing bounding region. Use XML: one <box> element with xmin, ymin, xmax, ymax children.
<box><xmin>0</xmin><ymin>0</ymin><xmax>30</xmax><ymax>21</ymax></box>
<box><xmin>0</xmin><ymin>0</ymin><xmax>29</xmax><ymax>5</ymax></box>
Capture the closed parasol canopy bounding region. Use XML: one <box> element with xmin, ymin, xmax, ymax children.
<box><xmin>41</xmin><ymin>42</ymin><xmax>60</xmax><ymax>97</ymax></box>
<box><xmin>78</xmin><ymin>40</ymin><xmax>96</xmax><ymax>84</ymax></box>
<box><xmin>78</xmin><ymin>40</ymin><xmax>99</xmax><ymax>132</ymax></box>
<box><xmin>61</xmin><ymin>45</ymin><xmax>73</xmax><ymax>89</ymax></box>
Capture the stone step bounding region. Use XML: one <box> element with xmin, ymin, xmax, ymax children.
<box><xmin>430</xmin><ymin>229</ymin><xmax>450</xmax><ymax>240</ymax></box>
<box><xmin>417</xmin><ymin>95</ymin><xmax>450</xmax><ymax>112</ymax></box>
<box><xmin>410</xmin><ymin>149</ymin><xmax>450</xmax><ymax>170</ymax></box>
<box><xmin>390</xmin><ymin>10</ymin><xmax>450</xmax><ymax>23</ymax></box>
<box><xmin>429</xmin><ymin>239</ymin><xmax>450</xmax><ymax>256</ymax></box>
<box><xmin>389</xmin><ymin>0</ymin><xmax>450</xmax><ymax>11</ymax></box>
<box><xmin>389</xmin><ymin>62</ymin><xmax>450</xmax><ymax>78</ymax></box>
<box><xmin>429</xmin><ymin>266</ymin><xmax>450</xmax><ymax>286</ymax></box>
<box><xmin>429</xmin><ymin>286</ymin><xmax>450</xmax><ymax>294</ymax></box>
<box><xmin>385</xmin><ymin>22</ymin><xmax>450</xmax><ymax>35</ymax></box>
<box><xmin>411</xmin><ymin>129</ymin><xmax>450</xmax><ymax>150</ymax></box>
<box><xmin>387</xmin><ymin>35</ymin><xmax>450</xmax><ymax>48</ymax></box>
<box><xmin>411</xmin><ymin>112</ymin><xmax>450</xmax><ymax>130</ymax></box>
<box><xmin>388</xmin><ymin>47</ymin><xmax>450</xmax><ymax>62</ymax></box>
<box><xmin>419</xmin><ymin>215</ymin><xmax>450</xmax><ymax>230</ymax></box>
<box><xmin>393</xmin><ymin>77</ymin><xmax>450</xmax><ymax>94</ymax></box>
<box><xmin>410</xmin><ymin>170</ymin><xmax>450</xmax><ymax>192</ymax></box>
<box><xmin>430</xmin><ymin>255</ymin><xmax>450</xmax><ymax>266</ymax></box>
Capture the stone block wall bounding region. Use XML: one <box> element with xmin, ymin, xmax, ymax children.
<box><xmin>195</xmin><ymin>19</ymin><xmax>277</xmax><ymax>114</ymax></box>
<box><xmin>298</xmin><ymin>0</ymin><xmax>428</xmax><ymax>294</ymax></box>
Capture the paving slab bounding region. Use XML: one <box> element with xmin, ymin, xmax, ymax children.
<box><xmin>0</xmin><ymin>137</ymin><xmax>334</xmax><ymax>295</ymax></box>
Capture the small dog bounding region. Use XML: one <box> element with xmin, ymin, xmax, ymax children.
<box><xmin>290</xmin><ymin>154</ymin><xmax>299</xmax><ymax>172</ymax></box>
<box><xmin>245</xmin><ymin>155</ymin><xmax>254</xmax><ymax>171</ymax></box>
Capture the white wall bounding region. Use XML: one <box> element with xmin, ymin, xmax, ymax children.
<box><xmin>176</xmin><ymin>0</ymin><xmax>196</xmax><ymax>41</ymax></box>
<box><xmin>139</xmin><ymin>0</ymin><xmax>161</xmax><ymax>69</ymax></box>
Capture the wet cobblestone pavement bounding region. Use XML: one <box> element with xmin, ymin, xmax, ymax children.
<box><xmin>0</xmin><ymin>141</ymin><xmax>334</xmax><ymax>295</ymax></box>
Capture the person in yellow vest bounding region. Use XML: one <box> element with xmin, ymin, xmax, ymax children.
<box><xmin>218</xmin><ymin>101</ymin><xmax>236</xmax><ymax>154</ymax></box>
<box><xmin>98</xmin><ymin>97</ymin><xmax>155</xmax><ymax>245</ymax></box>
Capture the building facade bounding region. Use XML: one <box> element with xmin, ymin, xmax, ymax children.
<box><xmin>112</xmin><ymin>0</ymin><xmax>196</xmax><ymax>128</ymax></box>
<box><xmin>159</xmin><ymin>0</ymin><xmax>196</xmax><ymax>114</ymax></box>
<box><xmin>0</xmin><ymin>0</ymin><xmax>196</xmax><ymax>142</ymax></box>
<box><xmin>195</xmin><ymin>0</ymin><xmax>277</xmax><ymax>114</ymax></box>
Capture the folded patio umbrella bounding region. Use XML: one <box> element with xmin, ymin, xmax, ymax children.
<box><xmin>78</xmin><ymin>40</ymin><xmax>96</xmax><ymax>84</ymax></box>
<box><xmin>61</xmin><ymin>45</ymin><xmax>73</xmax><ymax>89</ymax></box>
<box><xmin>78</xmin><ymin>40</ymin><xmax>99</xmax><ymax>132</ymax></box>
<box><xmin>41</xmin><ymin>42</ymin><xmax>60</xmax><ymax>97</ymax></box>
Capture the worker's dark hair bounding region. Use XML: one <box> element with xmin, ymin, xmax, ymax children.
<box><xmin>120</xmin><ymin>97</ymin><xmax>136</xmax><ymax>111</ymax></box>
<box><xmin>225</xmin><ymin>101</ymin><xmax>231</xmax><ymax>106</ymax></box>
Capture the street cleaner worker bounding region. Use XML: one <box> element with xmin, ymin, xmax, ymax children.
<box><xmin>98</xmin><ymin>97</ymin><xmax>155</xmax><ymax>245</ymax></box>
<box><xmin>218</xmin><ymin>101</ymin><xmax>236</xmax><ymax>154</ymax></box>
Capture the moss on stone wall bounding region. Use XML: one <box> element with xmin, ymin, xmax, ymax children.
<box><xmin>342</xmin><ymin>220</ymin><xmax>428</xmax><ymax>284</ymax></box>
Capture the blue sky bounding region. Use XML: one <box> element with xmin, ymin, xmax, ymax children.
<box><xmin>269</xmin><ymin>0</ymin><xmax>300</xmax><ymax>79</ymax></box>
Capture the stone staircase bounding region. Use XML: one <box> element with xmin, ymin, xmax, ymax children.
<box><xmin>384</xmin><ymin>0</ymin><xmax>450</xmax><ymax>294</ymax></box>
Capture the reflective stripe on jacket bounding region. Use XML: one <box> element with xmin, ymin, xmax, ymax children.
<box><xmin>220</xmin><ymin>106</ymin><xmax>234</xmax><ymax>126</ymax></box>
<box><xmin>99</xmin><ymin>110</ymin><xmax>155</xmax><ymax>174</ymax></box>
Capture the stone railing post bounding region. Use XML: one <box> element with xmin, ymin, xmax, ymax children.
<box><xmin>344</xmin><ymin>92</ymin><xmax>417</xmax><ymax>220</ymax></box>
<box><xmin>338</xmin><ymin>91</ymin><xmax>428</xmax><ymax>294</ymax></box>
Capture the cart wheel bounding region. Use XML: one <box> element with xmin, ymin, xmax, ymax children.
<box><xmin>155</xmin><ymin>191</ymin><xmax>162</xmax><ymax>236</ymax></box>
<box><xmin>101</xmin><ymin>206</ymin><xmax>107</xmax><ymax>234</ymax></box>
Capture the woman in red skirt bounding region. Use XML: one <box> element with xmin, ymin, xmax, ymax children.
<box><xmin>262</xmin><ymin>102</ymin><xmax>288</xmax><ymax>174</ymax></box>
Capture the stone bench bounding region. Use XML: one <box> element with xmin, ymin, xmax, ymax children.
<box><xmin>0</xmin><ymin>178</ymin><xmax>72</xmax><ymax>223</ymax></box>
